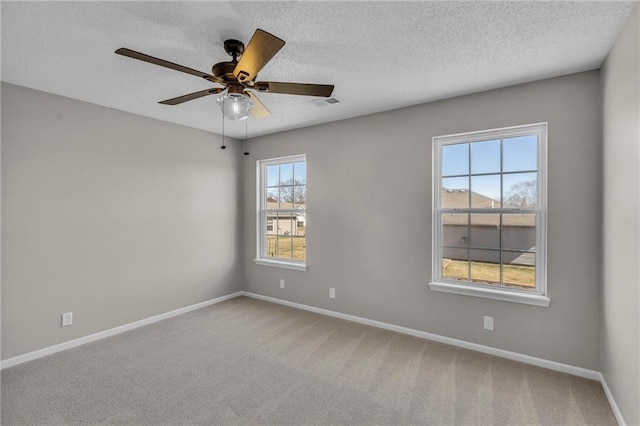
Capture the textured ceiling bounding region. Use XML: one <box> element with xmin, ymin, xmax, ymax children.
<box><xmin>1</xmin><ymin>1</ymin><xmax>637</xmax><ymax>139</ymax></box>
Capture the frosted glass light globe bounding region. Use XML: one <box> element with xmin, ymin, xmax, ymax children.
<box><xmin>217</xmin><ymin>92</ymin><xmax>253</xmax><ymax>121</ymax></box>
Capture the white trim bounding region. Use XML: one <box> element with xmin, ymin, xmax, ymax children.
<box><xmin>433</xmin><ymin>121</ymin><xmax>549</xmax><ymax>141</ymax></box>
<box><xmin>258</xmin><ymin>154</ymin><xmax>308</xmax><ymax>167</ymax></box>
<box><xmin>598</xmin><ymin>373</ymin><xmax>627</xmax><ymax>426</ymax></box>
<box><xmin>241</xmin><ymin>291</ymin><xmax>596</xmax><ymax>380</ymax></box>
<box><xmin>429</xmin><ymin>281</ymin><xmax>551</xmax><ymax>307</ymax></box>
<box><xmin>0</xmin><ymin>291</ymin><xmax>244</xmax><ymax>370</ymax></box>
<box><xmin>254</xmin><ymin>258</ymin><xmax>307</xmax><ymax>271</ymax></box>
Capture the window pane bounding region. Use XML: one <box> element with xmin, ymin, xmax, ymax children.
<box><xmin>442</xmin><ymin>143</ymin><xmax>469</xmax><ymax>176</ymax></box>
<box><xmin>503</xmin><ymin>135</ymin><xmax>537</xmax><ymax>172</ymax></box>
<box><xmin>469</xmin><ymin>249</ymin><xmax>501</xmax><ymax>285</ymax></box>
<box><xmin>279</xmin><ymin>163</ymin><xmax>293</xmax><ymax>185</ymax></box>
<box><xmin>266</xmin><ymin>165</ymin><xmax>279</xmax><ymax>187</ymax></box>
<box><xmin>276</xmin><ymin>235</ymin><xmax>293</xmax><ymax>259</ymax></box>
<box><xmin>280</xmin><ymin>214</ymin><xmax>294</xmax><ymax>237</ymax></box>
<box><xmin>273</xmin><ymin>214</ymin><xmax>293</xmax><ymax>259</ymax></box>
<box><xmin>470</xmin><ymin>214</ymin><xmax>500</xmax><ymax>249</ymax></box>
<box><xmin>293</xmin><ymin>185</ymin><xmax>306</xmax><ymax>208</ymax></box>
<box><xmin>442</xmin><ymin>248</ymin><xmax>469</xmax><ymax>281</ymax></box>
<box><xmin>294</xmin><ymin>161</ymin><xmax>306</xmax><ymax>184</ymax></box>
<box><xmin>503</xmin><ymin>251</ymin><xmax>536</xmax><ymax>289</ymax></box>
<box><xmin>265</xmin><ymin>230</ymin><xmax>277</xmax><ymax>258</ymax></box>
<box><xmin>471</xmin><ymin>139</ymin><xmax>500</xmax><ymax>174</ymax></box>
<box><xmin>443</xmin><ymin>214</ymin><xmax>468</xmax><ymax>248</ymax></box>
<box><xmin>503</xmin><ymin>172</ymin><xmax>537</xmax><ymax>208</ymax></box>
<box><xmin>442</xmin><ymin>177</ymin><xmax>469</xmax><ymax>208</ymax></box>
<box><xmin>471</xmin><ymin>174</ymin><xmax>501</xmax><ymax>208</ymax></box>
<box><xmin>279</xmin><ymin>186</ymin><xmax>295</xmax><ymax>207</ymax></box>
<box><xmin>292</xmin><ymin>236</ymin><xmax>306</xmax><ymax>261</ymax></box>
<box><xmin>266</xmin><ymin>188</ymin><xmax>279</xmax><ymax>208</ymax></box>
<box><xmin>502</xmin><ymin>214</ymin><xmax>536</xmax><ymax>251</ymax></box>
<box><xmin>295</xmin><ymin>213</ymin><xmax>306</xmax><ymax>236</ymax></box>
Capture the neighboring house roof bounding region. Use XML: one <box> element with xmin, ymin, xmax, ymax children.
<box><xmin>442</xmin><ymin>189</ymin><xmax>533</xmax><ymax>226</ymax></box>
<box><xmin>266</xmin><ymin>201</ymin><xmax>306</xmax><ymax>210</ymax></box>
<box><xmin>443</xmin><ymin>188</ymin><xmax>502</xmax><ymax>209</ymax></box>
<box><xmin>265</xmin><ymin>202</ymin><xmax>306</xmax><ymax>224</ymax></box>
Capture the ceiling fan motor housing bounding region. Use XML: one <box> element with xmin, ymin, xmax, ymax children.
<box><xmin>226</xmin><ymin>83</ymin><xmax>246</xmax><ymax>96</ymax></box>
<box><xmin>212</xmin><ymin>61</ymin><xmax>237</xmax><ymax>80</ymax></box>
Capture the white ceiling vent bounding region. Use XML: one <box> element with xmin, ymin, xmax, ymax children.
<box><xmin>311</xmin><ymin>97</ymin><xmax>343</xmax><ymax>107</ymax></box>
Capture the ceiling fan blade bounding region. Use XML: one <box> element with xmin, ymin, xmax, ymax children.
<box><xmin>115</xmin><ymin>48</ymin><xmax>221</xmax><ymax>83</ymax></box>
<box><xmin>159</xmin><ymin>88</ymin><xmax>223</xmax><ymax>105</ymax></box>
<box><xmin>254</xmin><ymin>82</ymin><xmax>334</xmax><ymax>97</ymax></box>
<box><xmin>233</xmin><ymin>29</ymin><xmax>285</xmax><ymax>83</ymax></box>
<box><xmin>247</xmin><ymin>92</ymin><xmax>271</xmax><ymax>118</ymax></box>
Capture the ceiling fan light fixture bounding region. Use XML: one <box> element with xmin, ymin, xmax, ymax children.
<box><xmin>217</xmin><ymin>91</ymin><xmax>253</xmax><ymax>121</ymax></box>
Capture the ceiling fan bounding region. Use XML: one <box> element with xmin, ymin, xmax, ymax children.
<box><xmin>115</xmin><ymin>29</ymin><xmax>335</xmax><ymax>121</ymax></box>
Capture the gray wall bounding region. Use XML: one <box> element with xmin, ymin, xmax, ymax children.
<box><xmin>601</xmin><ymin>4</ymin><xmax>640</xmax><ymax>425</ymax></box>
<box><xmin>244</xmin><ymin>71</ymin><xmax>602</xmax><ymax>370</ymax></box>
<box><xmin>1</xmin><ymin>83</ymin><xmax>244</xmax><ymax>360</ymax></box>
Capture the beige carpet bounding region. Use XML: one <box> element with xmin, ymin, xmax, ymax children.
<box><xmin>1</xmin><ymin>296</ymin><xmax>615</xmax><ymax>425</ymax></box>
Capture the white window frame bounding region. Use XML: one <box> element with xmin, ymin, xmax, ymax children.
<box><xmin>254</xmin><ymin>154</ymin><xmax>307</xmax><ymax>271</ymax></box>
<box><xmin>429</xmin><ymin>123</ymin><xmax>549</xmax><ymax>307</ymax></box>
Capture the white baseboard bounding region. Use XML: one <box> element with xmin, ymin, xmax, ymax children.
<box><xmin>598</xmin><ymin>373</ymin><xmax>627</xmax><ymax>426</ymax></box>
<box><xmin>0</xmin><ymin>291</ymin><xmax>244</xmax><ymax>370</ymax></box>
<box><xmin>2</xmin><ymin>290</ymin><xmax>625</xmax><ymax>425</ymax></box>
<box><xmin>241</xmin><ymin>291</ymin><xmax>601</xmax><ymax>381</ymax></box>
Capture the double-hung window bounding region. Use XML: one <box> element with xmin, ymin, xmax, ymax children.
<box><xmin>429</xmin><ymin>123</ymin><xmax>549</xmax><ymax>306</ymax></box>
<box><xmin>255</xmin><ymin>155</ymin><xmax>307</xmax><ymax>271</ymax></box>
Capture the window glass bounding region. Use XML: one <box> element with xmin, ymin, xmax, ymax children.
<box><xmin>443</xmin><ymin>214</ymin><xmax>468</xmax><ymax>248</ymax></box>
<box><xmin>503</xmin><ymin>251</ymin><xmax>536</xmax><ymax>289</ymax></box>
<box><xmin>503</xmin><ymin>135</ymin><xmax>537</xmax><ymax>172</ymax></box>
<box><xmin>471</xmin><ymin>139</ymin><xmax>501</xmax><ymax>174</ymax></box>
<box><xmin>442</xmin><ymin>248</ymin><xmax>469</xmax><ymax>281</ymax></box>
<box><xmin>279</xmin><ymin>163</ymin><xmax>294</xmax><ymax>185</ymax></box>
<box><xmin>502</xmin><ymin>214</ymin><xmax>536</xmax><ymax>251</ymax></box>
<box><xmin>442</xmin><ymin>143</ymin><xmax>469</xmax><ymax>176</ymax></box>
<box><xmin>470</xmin><ymin>214</ymin><xmax>500</xmax><ymax>249</ymax></box>
<box><xmin>471</xmin><ymin>174</ymin><xmax>501</xmax><ymax>208</ymax></box>
<box><xmin>469</xmin><ymin>249</ymin><xmax>501</xmax><ymax>285</ymax></box>
<box><xmin>294</xmin><ymin>161</ymin><xmax>307</xmax><ymax>184</ymax></box>
<box><xmin>266</xmin><ymin>165</ymin><xmax>279</xmax><ymax>187</ymax></box>
<box><xmin>442</xmin><ymin>177</ymin><xmax>469</xmax><ymax>208</ymax></box>
<box><xmin>503</xmin><ymin>172</ymin><xmax>537</xmax><ymax>208</ymax></box>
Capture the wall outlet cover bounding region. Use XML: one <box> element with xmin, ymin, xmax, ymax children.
<box><xmin>483</xmin><ymin>316</ymin><xmax>494</xmax><ymax>331</ymax></box>
<box><xmin>61</xmin><ymin>312</ymin><xmax>73</xmax><ymax>327</ymax></box>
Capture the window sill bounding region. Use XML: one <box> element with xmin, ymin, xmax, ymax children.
<box><xmin>254</xmin><ymin>258</ymin><xmax>307</xmax><ymax>272</ymax></box>
<box><xmin>428</xmin><ymin>281</ymin><xmax>550</xmax><ymax>307</ymax></box>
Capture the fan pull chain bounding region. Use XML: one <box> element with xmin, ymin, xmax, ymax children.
<box><xmin>244</xmin><ymin>119</ymin><xmax>249</xmax><ymax>156</ymax></box>
<box><xmin>220</xmin><ymin>96</ymin><xmax>226</xmax><ymax>149</ymax></box>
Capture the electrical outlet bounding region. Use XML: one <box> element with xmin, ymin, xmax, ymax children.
<box><xmin>280</xmin><ymin>279</ymin><xmax>285</xmax><ymax>289</ymax></box>
<box><xmin>329</xmin><ymin>288</ymin><xmax>336</xmax><ymax>299</ymax></box>
<box><xmin>61</xmin><ymin>312</ymin><xmax>73</xmax><ymax>327</ymax></box>
<box><xmin>483</xmin><ymin>316</ymin><xmax>494</xmax><ymax>331</ymax></box>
